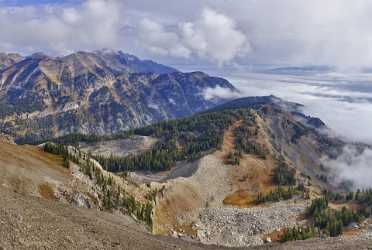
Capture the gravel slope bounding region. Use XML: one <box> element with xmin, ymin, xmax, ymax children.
<box><xmin>0</xmin><ymin>187</ymin><xmax>232</xmax><ymax>250</ymax></box>
<box><xmin>197</xmin><ymin>202</ymin><xmax>307</xmax><ymax>247</ymax></box>
<box><xmin>1</xmin><ymin>186</ymin><xmax>371</xmax><ymax>250</ymax></box>
<box><xmin>79</xmin><ymin>136</ymin><xmax>157</xmax><ymax>157</ymax></box>
<box><xmin>254</xmin><ymin>236</ymin><xmax>372</xmax><ymax>250</ymax></box>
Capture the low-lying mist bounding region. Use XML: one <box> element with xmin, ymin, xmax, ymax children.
<box><xmin>323</xmin><ymin>146</ymin><xmax>372</xmax><ymax>190</ymax></box>
<box><xmin>205</xmin><ymin>69</ymin><xmax>372</xmax><ymax>189</ymax></box>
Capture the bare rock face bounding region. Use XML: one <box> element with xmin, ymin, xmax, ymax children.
<box><xmin>71</xmin><ymin>192</ymin><xmax>92</xmax><ymax>209</ymax></box>
<box><xmin>0</xmin><ymin>50</ymin><xmax>237</xmax><ymax>142</ymax></box>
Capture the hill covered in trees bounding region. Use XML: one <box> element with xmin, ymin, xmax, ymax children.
<box><xmin>35</xmin><ymin>96</ymin><xmax>343</xmax><ymax>176</ymax></box>
<box><xmin>44</xmin><ymin>108</ymin><xmax>259</xmax><ymax>172</ymax></box>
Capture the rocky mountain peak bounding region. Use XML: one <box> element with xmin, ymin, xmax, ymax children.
<box><xmin>0</xmin><ymin>50</ymin><xmax>239</xmax><ymax>142</ymax></box>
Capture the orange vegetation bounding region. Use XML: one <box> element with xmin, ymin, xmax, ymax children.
<box><xmin>221</xmin><ymin>119</ymin><xmax>277</xmax><ymax>208</ymax></box>
<box><xmin>38</xmin><ymin>183</ymin><xmax>57</xmax><ymax>200</ymax></box>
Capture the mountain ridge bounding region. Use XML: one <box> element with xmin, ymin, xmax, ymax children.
<box><xmin>0</xmin><ymin>50</ymin><xmax>238</xmax><ymax>142</ymax></box>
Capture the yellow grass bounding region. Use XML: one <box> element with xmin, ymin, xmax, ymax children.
<box><xmin>38</xmin><ymin>183</ymin><xmax>57</xmax><ymax>200</ymax></box>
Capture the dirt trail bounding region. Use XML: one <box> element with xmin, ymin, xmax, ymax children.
<box><xmin>221</xmin><ymin>119</ymin><xmax>243</xmax><ymax>154</ymax></box>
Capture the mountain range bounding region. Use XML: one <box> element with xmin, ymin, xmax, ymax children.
<box><xmin>0</xmin><ymin>50</ymin><xmax>237</xmax><ymax>142</ymax></box>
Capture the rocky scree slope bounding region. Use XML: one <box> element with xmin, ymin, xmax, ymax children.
<box><xmin>0</xmin><ymin>50</ymin><xmax>237</xmax><ymax>142</ymax></box>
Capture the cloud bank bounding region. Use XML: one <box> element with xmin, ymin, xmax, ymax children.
<box><xmin>221</xmin><ymin>71</ymin><xmax>372</xmax><ymax>145</ymax></box>
<box><xmin>3</xmin><ymin>0</ymin><xmax>372</xmax><ymax>67</ymax></box>
<box><xmin>323</xmin><ymin>146</ymin><xmax>372</xmax><ymax>190</ymax></box>
<box><xmin>218</xmin><ymin>70</ymin><xmax>372</xmax><ymax>190</ymax></box>
<box><xmin>0</xmin><ymin>1</ymin><xmax>248</xmax><ymax>65</ymax></box>
<box><xmin>180</xmin><ymin>9</ymin><xmax>249</xmax><ymax>65</ymax></box>
<box><xmin>203</xmin><ymin>86</ymin><xmax>241</xmax><ymax>100</ymax></box>
<box><xmin>138</xmin><ymin>8</ymin><xmax>249</xmax><ymax>65</ymax></box>
<box><xmin>0</xmin><ymin>0</ymin><xmax>125</xmax><ymax>53</ymax></box>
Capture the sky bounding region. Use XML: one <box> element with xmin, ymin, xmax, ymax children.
<box><xmin>2</xmin><ymin>0</ymin><xmax>372</xmax><ymax>69</ymax></box>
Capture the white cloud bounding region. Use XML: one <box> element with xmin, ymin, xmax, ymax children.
<box><xmin>3</xmin><ymin>0</ymin><xmax>372</xmax><ymax>67</ymax></box>
<box><xmin>203</xmin><ymin>86</ymin><xmax>241</xmax><ymax>100</ymax></box>
<box><xmin>138</xmin><ymin>18</ymin><xmax>191</xmax><ymax>58</ymax></box>
<box><xmin>124</xmin><ymin>0</ymin><xmax>372</xmax><ymax>68</ymax></box>
<box><xmin>220</xmin><ymin>71</ymin><xmax>372</xmax><ymax>145</ymax></box>
<box><xmin>137</xmin><ymin>8</ymin><xmax>248</xmax><ymax>65</ymax></box>
<box><xmin>0</xmin><ymin>2</ymin><xmax>248</xmax><ymax>65</ymax></box>
<box><xmin>0</xmin><ymin>0</ymin><xmax>125</xmax><ymax>54</ymax></box>
<box><xmin>180</xmin><ymin>9</ymin><xmax>249</xmax><ymax>65</ymax></box>
<box><xmin>323</xmin><ymin>146</ymin><xmax>372</xmax><ymax>190</ymax></box>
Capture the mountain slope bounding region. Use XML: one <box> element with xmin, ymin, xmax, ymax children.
<box><xmin>0</xmin><ymin>52</ymin><xmax>23</xmax><ymax>71</ymax></box>
<box><xmin>2</xmin><ymin>184</ymin><xmax>369</xmax><ymax>250</ymax></box>
<box><xmin>1</xmin><ymin>96</ymin><xmax>372</xmax><ymax>249</ymax></box>
<box><xmin>45</xmin><ymin>95</ymin><xmax>344</xmax><ymax>184</ymax></box>
<box><xmin>45</xmin><ymin>96</ymin><xmax>371</xmax><ymax>247</ymax></box>
<box><xmin>130</xmin><ymin>96</ymin><xmax>369</xmax><ymax>247</ymax></box>
<box><xmin>0</xmin><ymin>50</ymin><xmax>237</xmax><ymax>142</ymax></box>
<box><xmin>0</xmin><ymin>138</ymin><xmax>226</xmax><ymax>250</ymax></box>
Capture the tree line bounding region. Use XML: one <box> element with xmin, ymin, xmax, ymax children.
<box><xmin>233</xmin><ymin>118</ymin><xmax>269</xmax><ymax>159</ymax></box>
<box><xmin>94</xmin><ymin>109</ymin><xmax>256</xmax><ymax>172</ymax></box>
<box><xmin>256</xmin><ymin>185</ymin><xmax>303</xmax><ymax>204</ymax></box>
<box><xmin>43</xmin><ymin>142</ymin><xmax>154</xmax><ymax>227</ymax></box>
<box><xmin>324</xmin><ymin>189</ymin><xmax>372</xmax><ymax>218</ymax></box>
<box><xmin>281</xmin><ymin>196</ymin><xmax>365</xmax><ymax>242</ymax></box>
<box><xmin>43</xmin><ymin>142</ymin><xmax>79</xmax><ymax>168</ymax></box>
<box><xmin>272</xmin><ymin>159</ymin><xmax>296</xmax><ymax>186</ymax></box>
<box><xmin>33</xmin><ymin>107</ymin><xmax>276</xmax><ymax>173</ymax></box>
